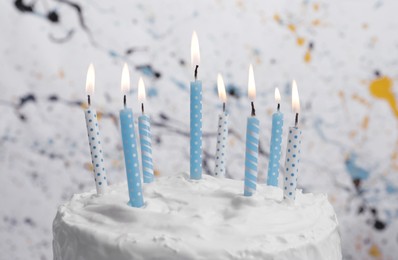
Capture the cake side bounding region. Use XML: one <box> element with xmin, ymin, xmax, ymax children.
<box><xmin>53</xmin><ymin>173</ymin><xmax>342</xmax><ymax>260</ymax></box>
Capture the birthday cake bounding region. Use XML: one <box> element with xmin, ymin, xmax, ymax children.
<box><xmin>53</xmin><ymin>173</ymin><xmax>342</xmax><ymax>260</ymax></box>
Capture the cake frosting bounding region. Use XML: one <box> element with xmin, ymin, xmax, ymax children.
<box><xmin>53</xmin><ymin>173</ymin><xmax>342</xmax><ymax>260</ymax></box>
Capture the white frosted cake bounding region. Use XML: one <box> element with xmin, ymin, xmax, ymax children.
<box><xmin>53</xmin><ymin>173</ymin><xmax>342</xmax><ymax>260</ymax></box>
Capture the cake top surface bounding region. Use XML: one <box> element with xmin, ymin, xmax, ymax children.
<box><xmin>55</xmin><ymin>173</ymin><xmax>340</xmax><ymax>259</ymax></box>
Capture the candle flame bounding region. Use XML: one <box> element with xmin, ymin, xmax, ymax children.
<box><xmin>275</xmin><ymin>87</ymin><xmax>281</xmax><ymax>102</ymax></box>
<box><xmin>248</xmin><ymin>64</ymin><xmax>256</xmax><ymax>100</ymax></box>
<box><xmin>138</xmin><ymin>77</ymin><xmax>146</xmax><ymax>102</ymax></box>
<box><xmin>85</xmin><ymin>63</ymin><xmax>95</xmax><ymax>95</ymax></box>
<box><xmin>121</xmin><ymin>63</ymin><xmax>130</xmax><ymax>94</ymax></box>
<box><xmin>292</xmin><ymin>80</ymin><xmax>300</xmax><ymax>113</ymax></box>
<box><xmin>191</xmin><ymin>31</ymin><xmax>200</xmax><ymax>67</ymax></box>
<box><xmin>217</xmin><ymin>73</ymin><xmax>227</xmax><ymax>102</ymax></box>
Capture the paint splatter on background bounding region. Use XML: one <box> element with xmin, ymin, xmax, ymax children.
<box><xmin>1</xmin><ymin>0</ymin><xmax>398</xmax><ymax>259</ymax></box>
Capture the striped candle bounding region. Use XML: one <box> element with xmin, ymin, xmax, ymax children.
<box><xmin>138</xmin><ymin>115</ymin><xmax>154</xmax><ymax>183</ymax></box>
<box><xmin>138</xmin><ymin>77</ymin><xmax>154</xmax><ymax>183</ymax></box>
<box><xmin>244</xmin><ymin>64</ymin><xmax>259</xmax><ymax>196</ymax></box>
<box><xmin>244</xmin><ymin>116</ymin><xmax>260</xmax><ymax>196</ymax></box>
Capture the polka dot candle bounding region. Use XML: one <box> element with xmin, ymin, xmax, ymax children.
<box><xmin>84</xmin><ymin>108</ymin><xmax>108</xmax><ymax>194</ymax></box>
<box><xmin>138</xmin><ymin>114</ymin><xmax>154</xmax><ymax>183</ymax></box>
<box><xmin>214</xmin><ymin>112</ymin><xmax>228</xmax><ymax>177</ymax></box>
<box><xmin>267</xmin><ymin>111</ymin><xmax>284</xmax><ymax>187</ymax></box>
<box><xmin>190</xmin><ymin>80</ymin><xmax>203</xmax><ymax>180</ymax></box>
<box><xmin>283</xmin><ymin>127</ymin><xmax>302</xmax><ymax>201</ymax></box>
<box><xmin>120</xmin><ymin>108</ymin><xmax>144</xmax><ymax>208</ymax></box>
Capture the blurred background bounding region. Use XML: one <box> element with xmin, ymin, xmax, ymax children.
<box><xmin>1</xmin><ymin>0</ymin><xmax>397</xmax><ymax>259</ymax></box>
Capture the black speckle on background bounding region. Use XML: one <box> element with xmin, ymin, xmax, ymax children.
<box><xmin>19</xmin><ymin>93</ymin><xmax>36</xmax><ymax>108</ymax></box>
<box><xmin>136</xmin><ymin>65</ymin><xmax>162</xmax><ymax>79</ymax></box>
<box><xmin>374</xmin><ymin>220</ymin><xmax>386</xmax><ymax>230</ymax></box>
<box><xmin>48</xmin><ymin>95</ymin><xmax>59</xmax><ymax>102</ymax></box>
<box><xmin>47</xmin><ymin>11</ymin><xmax>59</xmax><ymax>23</ymax></box>
<box><xmin>24</xmin><ymin>217</ymin><xmax>36</xmax><ymax>227</ymax></box>
<box><xmin>14</xmin><ymin>0</ymin><xmax>34</xmax><ymax>13</ymax></box>
<box><xmin>309</xmin><ymin>41</ymin><xmax>314</xmax><ymax>50</ymax></box>
<box><xmin>159</xmin><ymin>113</ymin><xmax>169</xmax><ymax>121</ymax></box>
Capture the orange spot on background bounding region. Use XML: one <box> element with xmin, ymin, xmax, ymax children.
<box><xmin>349</xmin><ymin>130</ymin><xmax>357</xmax><ymax>139</ymax></box>
<box><xmin>352</xmin><ymin>94</ymin><xmax>371</xmax><ymax>107</ymax></box>
<box><xmin>361</xmin><ymin>116</ymin><xmax>369</xmax><ymax>129</ymax></box>
<box><xmin>369</xmin><ymin>76</ymin><xmax>398</xmax><ymax>117</ymax></box>
<box><xmin>312</xmin><ymin>19</ymin><xmax>321</xmax><ymax>26</ymax></box>
<box><xmin>313</xmin><ymin>3</ymin><xmax>319</xmax><ymax>11</ymax></box>
<box><xmin>273</xmin><ymin>14</ymin><xmax>281</xmax><ymax>23</ymax></box>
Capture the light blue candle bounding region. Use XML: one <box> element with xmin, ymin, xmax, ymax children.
<box><xmin>120</xmin><ymin>108</ymin><xmax>144</xmax><ymax>207</ymax></box>
<box><xmin>267</xmin><ymin>88</ymin><xmax>284</xmax><ymax>187</ymax></box>
<box><xmin>137</xmin><ymin>77</ymin><xmax>154</xmax><ymax>183</ymax></box>
<box><xmin>244</xmin><ymin>116</ymin><xmax>260</xmax><ymax>196</ymax></box>
<box><xmin>244</xmin><ymin>64</ymin><xmax>259</xmax><ymax>196</ymax></box>
<box><xmin>190</xmin><ymin>79</ymin><xmax>202</xmax><ymax>180</ymax></box>
<box><xmin>138</xmin><ymin>114</ymin><xmax>154</xmax><ymax>183</ymax></box>
<box><xmin>190</xmin><ymin>31</ymin><xmax>202</xmax><ymax>180</ymax></box>
<box><xmin>119</xmin><ymin>63</ymin><xmax>144</xmax><ymax>207</ymax></box>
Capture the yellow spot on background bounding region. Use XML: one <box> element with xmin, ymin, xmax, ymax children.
<box><xmin>297</xmin><ymin>37</ymin><xmax>305</xmax><ymax>46</ymax></box>
<box><xmin>368</xmin><ymin>244</ymin><xmax>382</xmax><ymax>258</ymax></box>
<box><xmin>369</xmin><ymin>76</ymin><xmax>398</xmax><ymax>117</ymax></box>
<box><xmin>313</xmin><ymin>3</ymin><xmax>319</xmax><ymax>11</ymax></box>
<box><xmin>304</xmin><ymin>50</ymin><xmax>311</xmax><ymax>63</ymax></box>
<box><xmin>288</xmin><ymin>24</ymin><xmax>296</xmax><ymax>32</ymax></box>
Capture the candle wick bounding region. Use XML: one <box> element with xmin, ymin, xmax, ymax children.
<box><xmin>123</xmin><ymin>95</ymin><xmax>126</xmax><ymax>108</ymax></box>
<box><xmin>194</xmin><ymin>65</ymin><xmax>199</xmax><ymax>80</ymax></box>
<box><xmin>223</xmin><ymin>102</ymin><xmax>226</xmax><ymax>112</ymax></box>
<box><xmin>141</xmin><ymin>103</ymin><xmax>144</xmax><ymax>114</ymax></box>
<box><xmin>295</xmin><ymin>113</ymin><xmax>299</xmax><ymax>127</ymax></box>
<box><xmin>277</xmin><ymin>103</ymin><xmax>280</xmax><ymax>112</ymax></box>
<box><xmin>251</xmin><ymin>101</ymin><xmax>256</xmax><ymax>116</ymax></box>
<box><xmin>87</xmin><ymin>95</ymin><xmax>91</xmax><ymax>106</ymax></box>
